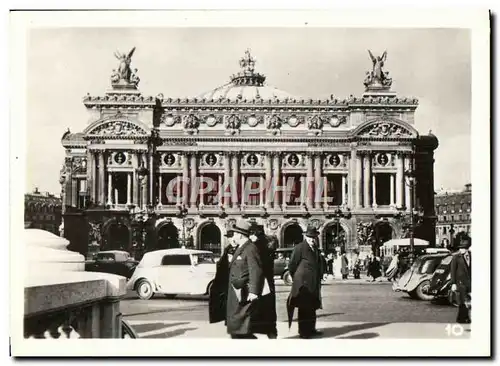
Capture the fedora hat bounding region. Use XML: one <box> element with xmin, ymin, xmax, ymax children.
<box><xmin>454</xmin><ymin>232</ymin><xmax>471</xmax><ymax>249</ymax></box>
<box><xmin>232</xmin><ymin>220</ymin><xmax>251</xmax><ymax>237</ymax></box>
<box><xmin>304</xmin><ymin>226</ymin><xmax>319</xmax><ymax>238</ymax></box>
<box><xmin>224</xmin><ymin>229</ymin><xmax>234</xmax><ymax>238</ymax></box>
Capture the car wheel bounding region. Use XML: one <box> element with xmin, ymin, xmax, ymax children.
<box><xmin>415</xmin><ymin>280</ymin><xmax>434</xmax><ymax>301</ymax></box>
<box><xmin>136</xmin><ymin>279</ymin><xmax>154</xmax><ymax>300</ymax></box>
<box><xmin>282</xmin><ymin>270</ymin><xmax>293</xmax><ymax>285</ymax></box>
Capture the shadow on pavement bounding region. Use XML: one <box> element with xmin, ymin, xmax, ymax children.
<box><xmin>133</xmin><ymin>322</ymin><xmax>190</xmax><ymax>333</ymax></box>
<box><xmin>142</xmin><ymin>327</ymin><xmax>198</xmax><ymax>339</ymax></box>
<box><xmin>338</xmin><ymin>332</ymin><xmax>380</xmax><ymax>339</ymax></box>
<box><xmin>284</xmin><ymin>322</ymin><xmax>389</xmax><ymax>339</ymax></box>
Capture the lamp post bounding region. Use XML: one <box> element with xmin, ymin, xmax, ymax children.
<box><xmin>404</xmin><ymin>150</ymin><xmax>417</xmax><ymax>265</ymax></box>
<box><xmin>178</xmin><ymin>205</ymin><xmax>189</xmax><ymax>248</ymax></box>
<box><xmin>331</xmin><ymin>206</ymin><xmax>351</xmax><ymax>253</ymax></box>
<box><xmin>449</xmin><ymin>222</ymin><xmax>455</xmax><ymax>249</ymax></box>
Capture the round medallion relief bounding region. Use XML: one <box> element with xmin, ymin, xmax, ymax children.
<box><xmin>162</xmin><ymin>114</ymin><xmax>177</xmax><ymax>127</ymax></box>
<box><xmin>205</xmin><ymin>115</ymin><xmax>218</xmax><ymax>127</ymax></box>
<box><xmin>114</xmin><ymin>152</ymin><xmax>126</xmax><ymax>165</ymax></box>
<box><xmin>288</xmin><ymin>115</ymin><xmax>300</xmax><ymax>127</ymax></box>
<box><xmin>164</xmin><ymin>153</ymin><xmax>176</xmax><ymax>166</ymax></box>
<box><xmin>246</xmin><ymin>154</ymin><xmax>259</xmax><ymax>166</ymax></box>
<box><xmin>328</xmin><ymin>154</ymin><xmax>340</xmax><ymax>167</ymax></box>
<box><xmin>205</xmin><ymin>153</ymin><xmax>218</xmax><ymax>166</ymax></box>
<box><xmin>330</xmin><ymin>116</ymin><xmax>341</xmax><ymax>127</ymax></box>
<box><xmin>247</xmin><ymin>115</ymin><xmax>259</xmax><ymax>127</ymax></box>
<box><xmin>377</xmin><ymin>153</ymin><xmax>389</xmax><ymax>166</ymax></box>
<box><xmin>288</xmin><ymin>153</ymin><xmax>300</xmax><ymax>167</ymax></box>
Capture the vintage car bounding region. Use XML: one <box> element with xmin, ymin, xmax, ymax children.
<box><xmin>127</xmin><ymin>248</ymin><xmax>217</xmax><ymax>300</ymax></box>
<box><xmin>392</xmin><ymin>253</ymin><xmax>449</xmax><ymax>301</ymax></box>
<box><xmin>85</xmin><ymin>250</ymin><xmax>138</xmax><ymax>279</ymax></box>
<box><xmin>274</xmin><ymin>248</ymin><xmax>294</xmax><ymax>285</ymax></box>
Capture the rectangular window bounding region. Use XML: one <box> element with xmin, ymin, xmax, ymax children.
<box><xmin>243</xmin><ymin>174</ymin><xmax>262</xmax><ymax>206</ymax></box>
<box><xmin>284</xmin><ymin>174</ymin><xmax>302</xmax><ymax>206</ymax></box>
<box><xmin>375</xmin><ymin>173</ymin><xmax>391</xmax><ymax>206</ymax></box>
<box><xmin>326</xmin><ymin>174</ymin><xmax>342</xmax><ymax>206</ymax></box>
<box><xmin>161</xmin><ymin>255</ymin><xmax>191</xmax><ymax>266</ymax></box>
<box><xmin>111</xmin><ymin>173</ymin><xmax>128</xmax><ymax>204</ymax></box>
<box><xmin>202</xmin><ymin>173</ymin><xmax>220</xmax><ymax>206</ymax></box>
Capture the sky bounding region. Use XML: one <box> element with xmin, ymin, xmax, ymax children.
<box><xmin>25</xmin><ymin>27</ymin><xmax>471</xmax><ymax>195</ymax></box>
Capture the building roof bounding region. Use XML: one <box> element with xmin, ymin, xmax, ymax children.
<box><xmin>196</xmin><ymin>49</ymin><xmax>300</xmax><ymax>102</ymax></box>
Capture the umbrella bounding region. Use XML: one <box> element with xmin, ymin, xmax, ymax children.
<box><xmin>286</xmin><ymin>294</ymin><xmax>295</xmax><ymax>329</ymax></box>
<box><xmin>382</xmin><ymin>238</ymin><xmax>429</xmax><ymax>247</ymax></box>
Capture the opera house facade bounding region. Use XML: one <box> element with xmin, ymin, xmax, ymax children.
<box><xmin>60</xmin><ymin>49</ymin><xmax>438</xmax><ymax>259</ymax></box>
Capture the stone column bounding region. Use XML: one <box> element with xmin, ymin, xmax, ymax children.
<box><xmin>265</xmin><ymin>154</ymin><xmax>272</xmax><ymax>209</ymax></box>
<box><xmin>190</xmin><ymin>154</ymin><xmax>197</xmax><ymax>209</ymax></box>
<box><xmin>141</xmin><ymin>154</ymin><xmax>148</xmax><ymax>207</ymax></box>
<box><xmin>404</xmin><ymin>155</ymin><xmax>412</xmax><ymax>210</ymax></box>
<box><xmin>231</xmin><ymin>153</ymin><xmax>239</xmax><ymax>208</ymax></box>
<box><xmin>126</xmin><ymin>173</ymin><xmax>132</xmax><ymax>205</ymax></box>
<box><xmin>200</xmin><ymin>174</ymin><xmax>205</xmax><ymax>206</ymax></box>
<box><xmin>71</xmin><ymin>179</ymin><xmax>78</xmax><ymax>207</ymax></box>
<box><xmin>372</xmin><ymin>174</ymin><xmax>377</xmax><ymax>208</ymax></box>
<box><xmin>355</xmin><ymin>152</ymin><xmax>363</xmax><ymax>208</ymax></box>
<box><xmin>390</xmin><ymin>173</ymin><xmax>395</xmax><ymax>207</ymax></box>
<box><xmin>158</xmin><ymin>174</ymin><xmax>163</xmax><ymax>206</ymax></box>
<box><xmin>182</xmin><ymin>154</ymin><xmax>189</xmax><ymax>207</ymax></box>
<box><xmin>306</xmin><ymin>153</ymin><xmax>314</xmax><ymax>208</ymax></box>
<box><xmin>240</xmin><ymin>175</ymin><xmax>245</xmax><ymax>207</ymax></box>
<box><xmin>176</xmin><ymin>175</ymin><xmax>181</xmax><ymax>206</ymax></box>
<box><xmin>86</xmin><ymin>151</ymin><xmax>94</xmax><ymax>203</ymax></box>
<box><xmin>259</xmin><ymin>175</ymin><xmax>264</xmax><ymax>206</ymax></box>
<box><xmin>218</xmin><ymin>174</ymin><xmax>223</xmax><ymax>207</ymax></box>
<box><xmin>314</xmin><ymin>154</ymin><xmax>322</xmax><ymax>209</ymax></box>
<box><xmin>224</xmin><ymin>154</ymin><xmax>231</xmax><ymax>208</ymax></box>
<box><xmin>149</xmin><ymin>153</ymin><xmax>154</xmax><ymax>205</ymax></box>
<box><xmin>342</xmin><ymin>174</ymin><xmax>347</xmax><ymax>206</ymax></box>
<box><xmin>98</xmin><ymin>152</ymin><xmax>105</xmax><ymax>205</ymax></box>
<box><xmin>396</xmin><ymin>153</ymin><xmax>404</xmax><ymax>208</ymax></box>
<box><xmin>132</xmin><ymin>153</ymin><xmax>139</xmax><ymax>206</ymax></box>
<box><xmin>363</xmin><ymin>153</ymin><xmax>371</xmax><ymax>208</ymax></box>
<box><xmin>107</xmin><ymin>173</ymin><xmax>113</xmax><ymax>205</ymax></box>
<box><xmin>273</xmin><ymin>153</ymin><xmax>280</xmax><ymax>210</ymax></box>
<box><xmin>282</xmin><ymin>174</ymin><xmax>287</xmax><ymax>209</ymax></box>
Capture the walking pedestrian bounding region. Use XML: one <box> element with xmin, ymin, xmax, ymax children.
<box><xmin>225</xmin><ymin>220</ymin><xmax>267</xmax><ymax>339</ymax></box>
<box><xmin>208</xmin><ymin>229</ymin><xmax>236</xmax><ymax>324</ymax></box>
<box><xmin>367</xmin><ymin>252</ymin><xmax>382</xmax><ymax>282</ymax></box>
<box><xmin>450</xmin><ymin>233</ymin><xmax>471</xmax><ymax>324</ymax></box>
<box><xmin>340</xmin><ymin>251</ymin><xmax>349</xmax><ymax>280</ymax></box>
<box><xmin>286</xmin><ymin>226</ymin><xmax>323</xmax><ymax>339</ymax></box>
<box><xmin>248</xmin><ymin>224</ymin><xmax>278</xmax><ymax>339</ymax></box>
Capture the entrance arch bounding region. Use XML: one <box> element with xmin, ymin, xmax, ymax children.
<box><xmin>282</xmin><ymin>223</ymin><xmax>303</xmax><ymax>248</ymax></box>
<box><xmin>157</xmin><ymin>222</ymin><xmax>180</xmax><ymax>249</ymax></box>
<box><xmin>373</xmin><ymin>221</ymin><xmax>394</xmax><ymax>257</ymax></box>
<box><xmin>322</xmin><ymin>221</ymin><xmax>347</xmax><ymax>254</ymax></box>
<box><xmin>104</xmin><ymin>222</ymin><xmax>130</xmax><ymax>251</ymax></box>
<box><xmin>199</xmin><ymin>223</ymin><xmax>222</xmax><ymax>253</ymax></box>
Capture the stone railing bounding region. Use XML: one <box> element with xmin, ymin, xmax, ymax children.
<box><xmin>24</xmin><ymin>229</ymin><xmax>136</xmax><ymax>339</ymax></box>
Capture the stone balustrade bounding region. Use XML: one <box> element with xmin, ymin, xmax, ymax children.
<box><xmin>24</xmin><ymin>229</ymin><xmax>135</xmax><ymax>339</ymax></box>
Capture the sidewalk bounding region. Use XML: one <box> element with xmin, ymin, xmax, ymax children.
<box><xmin>275</xmin><ymin>275</ymin><xmax>392</xmax><ymax>286</ymax></box>
<box><xmin>126</xmin><ymin>319</ymin><xmax>471</xmax><ymax>339</ymax></box>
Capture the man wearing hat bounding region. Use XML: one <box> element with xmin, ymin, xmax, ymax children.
<box><xmin>225</xmin><ymin>220</ymin><xmax>266</xmax><ymax>339</ymax></box>
<box><xmin>450</xmin><ymin>232</ymin><xmax>471</xmax><ymax>324</ymax></box>
<box><xmin>286</xmin><ymin>225</ymin><xmax>324</xmax><ymax>338</ymax></box>
<box><xmin>209</xmin><ymin>229</ymin><xmax>237</xmax><ymax>325</ymax></box>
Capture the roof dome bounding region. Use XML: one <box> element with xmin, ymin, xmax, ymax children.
<box><xmin>197</xmin><ymin>50</ymin><xmax>299</xmax><ymax>101</ymax></box>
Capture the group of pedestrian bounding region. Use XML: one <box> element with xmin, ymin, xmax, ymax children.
<box><xmin>322</xmin><ymin>251</ymin><xmax>349</xmax><ymax>279</ymax></box>
<box><xmin>209</xmin><ymin>220</ymin><xmax>324</xmax><ymax>339</ymax></box>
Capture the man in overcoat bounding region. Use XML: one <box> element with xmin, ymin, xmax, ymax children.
<box><xmin>249</xmin><ymin>223</ymin><xmax>278</xmax><ymax>339</ymax></box>
<box><xmin>225</xmin><ymin>220</ymin><xmax>266</xmax><ymax>339</ymax></box>
<box><xmin>450</xmin><ymin>233</ymin><xmax>471</xmax><ymax>324</ymax></box>
<box><xmin>287</xmin><ymin>226</ymin><xmax>323</xmax><ymax>338</ymax></box>
<box><xmin>208</xmin><ymin>229</ymin><xmax>236</xmax><ymax>324</ymax></box>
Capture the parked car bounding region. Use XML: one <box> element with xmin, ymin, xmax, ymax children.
<box><xmin>85</xmin><ymin>250</ymin><xmax>138</xmax><ymax>279</ymax></box>
<box><xmin>274</xmin><ymin>248</ymin><xmax>294</xmax><ymax>285</ymax></box>
<box><xmin>392</xmin><ymin>253</ymin><xmax>449</xmax><ymax>300</ymax></box>
<box><xmin>427</xmin><ymin>254</ymin><xmax>462</xmax><ymax>306</ymax></box>
<box><xmin>127</xmin><ymin>248</ymin><xmax>217</xmax><ymax>300</ymax></box>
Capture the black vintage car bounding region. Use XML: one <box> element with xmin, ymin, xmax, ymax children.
<box><xmin>85</xmin><ymin>250</ymin><xmax>138</xmax><ymax>279</ymax></box>
<box><xmin>427</xmin><ymin>254</ymin><xmax>466</xmax><ymax>306</ymax></box>
<box><xmin>273</xmin><ymin>248</ymin><xmax>294</xmax><ymax>285</ymax></box>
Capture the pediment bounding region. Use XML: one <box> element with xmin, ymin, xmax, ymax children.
<box><xmin>84</xmin><ymin>115</ymin><xmax>149</xmax><ymax>138</ymax></box>
<box><xmin>353</xmin><ymin>117</ymin><xmax>418</xmax><ymax>139</ymax></box>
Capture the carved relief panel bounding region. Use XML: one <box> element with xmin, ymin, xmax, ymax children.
<box><xmin>323</xmin><ymin>152</ymin><xmax>349</xmax><ymax>172</ymax></box>
<box><xmin>199</xmin><ymin>152</ymin><xmax>224</xmax><ymax>172</ymax></box>
<box><xmin>71</xmin><ymin>156</ymin><xmax>88</xmax><ymax>175</ymax></box>
<box><xmin>241</xmin><ymin>152</ymin><xmax>265</xmax><ymax>171</ymax></box>
<box><xmin>159</xmin><ymin>152</ymin><xmax>182</xmax><ymax>171</ymax></box>
<box><xmin>372</xmin><ymin>152</ymin><xmax>396</xmax><ymax>170</ymax></box>
<box><xmin>107</xmin><ymin>151</ymin><xmax>132</xmax><ymax>168</ymax></box>
<box><xmin>282</xmin><ymin>152</ymin><xmax>305</xmax><ymax>171</ymax></box>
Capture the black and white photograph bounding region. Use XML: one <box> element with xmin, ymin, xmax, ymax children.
<box><xmin>9</xmin><ymin>9</ymin><xmax>490</xmax><ymax>357</ymax></box>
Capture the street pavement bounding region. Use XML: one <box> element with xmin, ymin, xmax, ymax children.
<box><xmin>121</xmin><ymin>277</ymin><xmax>471</xmax><ymax>339</ymax></box>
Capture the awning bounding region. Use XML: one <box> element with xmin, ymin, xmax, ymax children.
<box><xmin>382</xmin><ymin>238</ymin><xmax>430</xmax><ymax>247</ymax></box>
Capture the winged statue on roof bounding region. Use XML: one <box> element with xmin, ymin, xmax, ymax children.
<box><xmin>364</xmin><ymin>50</ymin><xmax>392</xmax><ymax>89</ymax></box>
<box><xmin>111</xmin><ymin>47</ymin><xmax>140</xmax><ymax>86</ymax></box>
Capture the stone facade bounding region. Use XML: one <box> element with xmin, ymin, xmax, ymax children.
<box><xmin>60</xmin><ymin>49</ymin><xmax>438</xmax><ymax>259</ymax></box>
<box><xmin>435</xmin><ymin>184</ymin><xmax>472</xmax><ymax>247</ymax></box>
<box><xmin>24</xmin><ymin>188</ymin><xmax>62</xmax><ymax>235</ymax></box>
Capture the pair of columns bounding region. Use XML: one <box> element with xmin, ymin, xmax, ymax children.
<box><xmin>355</xmin><ymin>152</ymin><xmax>411</xmax><ymax>209</ymax></box>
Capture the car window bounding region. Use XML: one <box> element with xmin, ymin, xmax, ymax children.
<box><xmin>420</xmin><ymin>258</ymin><xmax>442</xmax><ymax>274</ymax></box>
<box><xmin>96</xmin><ymin>253</ymin><xmax>115</xmax><ymax>262</ymax></box>
<box><xmin>161</xmin><ymin>254</ymin><xmax>191</xmax><ymax>266</ymax></box>
<box><xmin>440</xmin><ymin>256</ymin><xmax>452</xmax><ymax>265</ymax></box>
<box><xmin>193</xmin><ymin>253</ymin><xmax>216</xmax><ymax>264</ymax></box>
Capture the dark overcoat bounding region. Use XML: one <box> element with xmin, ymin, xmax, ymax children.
<box><xmin>226</xmin><ymin>240</ymin><xmax>266</xmax><ymax>335</ymax></box>
<box><xmin>450</xmin><ymin>251</ymin><xmax>471</xmax><ymax>305</ymax></box>
<box><xmin>287</xmin><ymin>241</ymin><xmax>322</xmax><ymax>310</ymax></box>
<box><xmin>208</xmin><ymin>246</ymin><xmax>231</xmax><ymax>324</ymax></box>
<box><xmin>368</xmin><ymin>258</ymin><xmax>382</xmax><ymax>279</ymax></box>
<box><xmin>340</xmin><ymin>255</ymin><xmax>349</xmax><ymax>276</ymax></box>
